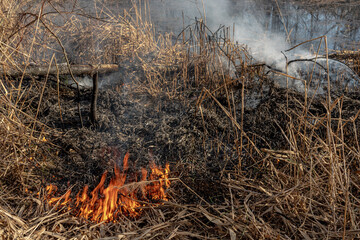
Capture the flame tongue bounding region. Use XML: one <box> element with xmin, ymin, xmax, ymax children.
<box><xmin>45</xmin><ymin>153</ymin><xmax>170</xmax><ymax>222</ymax></box>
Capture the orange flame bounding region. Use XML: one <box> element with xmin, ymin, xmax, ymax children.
<box><xmin>45</xmin><ymin>153</ymin><xmax>170</xmax><ymax>222</ymax></box>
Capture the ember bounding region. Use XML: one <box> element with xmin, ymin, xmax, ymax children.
<box><xmin>45</xmin><ymin>153</ymin><xmax>170</xmax><ymax>222</ymax></box>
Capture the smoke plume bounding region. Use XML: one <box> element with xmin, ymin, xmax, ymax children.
<box><xmin>150</xmin><ymin>0</ymin><xmax>296</xmax><ymax>71</ymax></box>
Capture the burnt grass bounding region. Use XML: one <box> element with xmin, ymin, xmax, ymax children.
<box><xmin>34</xmin><ymin>78</ymin><xmax>231</xmax><ymax>202</ymax></box>
<box><xmin>24</xmin><ymin>71</ymin><xmax>360</xmax><ymax>205</ymax></box>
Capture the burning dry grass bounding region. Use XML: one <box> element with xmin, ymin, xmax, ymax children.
<box><xmin>44</xmin><ymin>153</ymin><xmax>171</xmax><ymax>223</ymax></box>
<box><xmin>1</xmin><ymin>0</ymin><xmax>360</xmax><ymax>239</ymax></box>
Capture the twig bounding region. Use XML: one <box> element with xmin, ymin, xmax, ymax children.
<box><xmin>274</xmin><ymin>0</ymin><xmax>290</xmax><ymax>43</ymax></box>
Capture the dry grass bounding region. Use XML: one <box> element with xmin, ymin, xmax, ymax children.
<box><xmin>1</xmin><ymin>0</ymin><xmax>360</xmax><ymax>239</ymax></box>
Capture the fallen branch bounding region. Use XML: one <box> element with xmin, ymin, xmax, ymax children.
<box><xmin>1</xmin><ymin>63</ymin><xmax>118</xmax><ymax>127</ymax></box>
<box><xmin>1</xmin><ymin>63</ymin><xmax>118</xmax><ymax>77</ymax></box>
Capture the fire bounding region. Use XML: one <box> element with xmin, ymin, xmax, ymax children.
<box><xmin>45</xmin><ymin>153</ymin><xmax>170</xmax><ymax>222</ymax></box>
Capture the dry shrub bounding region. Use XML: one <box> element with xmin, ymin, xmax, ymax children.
<box><xmin>223</xmin><ymin>101</ymin><xmax>360</xmax><ymax>239</ymax></box>
<box><xmin>0</xmin><ymin>1</ymin><xmax>162</xmax><ymax>64</ymax></box>
<box><xmin>0</xmin><ymin>0</ymin><xmax>45</xmax><ymax>200</ymax></box>
<box><xmin>0</xmin><ymin>0</ymin><xmax>30</xmax><ymax>67</ymax></box>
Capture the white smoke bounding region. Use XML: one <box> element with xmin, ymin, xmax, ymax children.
<box><xmin>151</xmin><ymin>0</ymin><xmax>295</xmax><ymax>71</ymax></box>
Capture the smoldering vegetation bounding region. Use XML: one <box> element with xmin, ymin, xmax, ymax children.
<box><xmin>1</xmin><ymin>0</ymin><xmax>360</xmax><ymax>239</ymax></box>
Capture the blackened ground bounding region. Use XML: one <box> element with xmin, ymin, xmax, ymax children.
<box><xmin>32</xmin><ymin>77</ymin><xmax>232</xmax><ymax>201</ymax></box>
<box><xmin>25</xmin><ymin>73</ymin><xmax>360</xmax><ymax>203</ymax></box>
